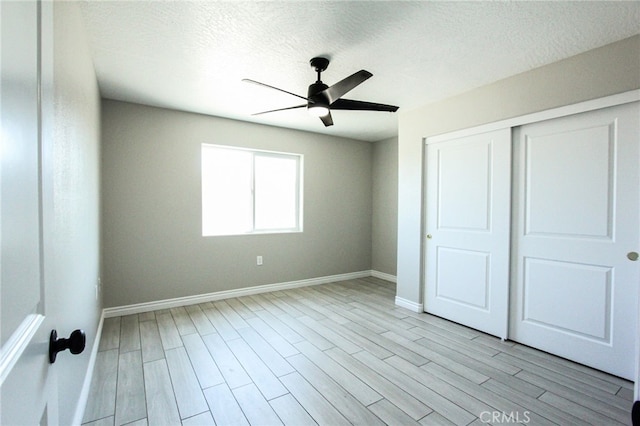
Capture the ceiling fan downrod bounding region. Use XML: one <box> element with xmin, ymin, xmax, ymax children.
<box><xmin>310</xmin><ymin>57</ymin><xmax>330</xmax><ymax>83</ymax></box>
<box><xmin>307</xmin><ymin>57</ymin><xmax>330</xmax><ymax>115</ymax></box>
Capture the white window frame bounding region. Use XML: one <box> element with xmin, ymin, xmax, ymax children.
<box><xmin>201</xmin><ymin>144</ymin><xmax>303</xmax><ymax>236</ymax></box>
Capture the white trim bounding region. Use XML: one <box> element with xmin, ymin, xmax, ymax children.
<box><xmin>0</xmin><ymin>314</ymin><xmax>45</xmax><ymax>386</ymax></box>
<box><xmin>426</xmin><ymin>89</ymin><xmax>640</xmax><ymax>145</ymax></box>
<box><xmin>71</xmin><ymin>312</ymin><xmax>104</xmax><ymax>426</ymax></box>
<box><xmin>103</xmin><ymin>271</ymin><xmax>371</xmax><ymax>318</ymax></box>
<box><xmin>370</xmin><ymin>270</ymin><xmax>397</xmax><ymax>283</ymax></box>
<box><xmin>395</xmin><ymin>296</ymin><xmax>423</xmax><ymax>313</ymax></box>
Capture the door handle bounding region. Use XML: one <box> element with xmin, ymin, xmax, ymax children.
<box><xmin>49</xmin><ymin>329</ymin><xmax>86</xmax><ymax>363</ymax></box>
<box><xmin>628</xmin><ymin>252</ymin><xmax>639</xmax><ymax>261</ymax></box>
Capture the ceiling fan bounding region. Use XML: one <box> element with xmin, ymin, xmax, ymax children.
<box><xmin>243</xmin><ymin>57</ymin><xmax>399</xmax><ymax>127</ymax></box>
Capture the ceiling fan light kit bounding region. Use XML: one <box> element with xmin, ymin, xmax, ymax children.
<box><xmin>243</xmin><ymin>57</ymin><xmax>399</xmax><ymax>127</ymax></box>
<box><xmin>308</xmin><ymin>104</ymin><xmax>329</xmax><ymax>117</ymax></box>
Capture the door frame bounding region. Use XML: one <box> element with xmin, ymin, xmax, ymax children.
<box><xmin>422</xmin><ymin>89</ymin><xmax>640</xmax><ymax>397</ymax></box>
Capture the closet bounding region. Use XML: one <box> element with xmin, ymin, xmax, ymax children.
<box><xmin>423</xmin><ymin>97</ymin><xmax>639</xmax><ymax>380</ymax></box>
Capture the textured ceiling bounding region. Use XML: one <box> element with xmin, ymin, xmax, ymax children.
<box><xmin>79</xmin><ymin>1</ymin><xmax>640</xmax><ymax>142</ymax></box>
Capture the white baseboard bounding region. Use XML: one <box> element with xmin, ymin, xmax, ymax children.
<box><xmin>103</xmin><ymin>270</ymin><xmax>372</xmax><ymax>318</ymax></box>
<box><xmin>370</xmin><ymin>270</ymin><xmax>397</xmax><ymax>283</ymax></box>
<box><xmin>72</xmin><ymin>312</ymin><xmax>104</xmax><ymax>426</ymax></box>
<box><xmin>395</xmin><ymin>296</ymin><xmax>423</xmax><ymax>313</ymax></box>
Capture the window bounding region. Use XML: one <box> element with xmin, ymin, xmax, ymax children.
<box><xmin>201</xmin><ymin>144</ymin><xmax>303</xmax><ymax>236</ymax></box>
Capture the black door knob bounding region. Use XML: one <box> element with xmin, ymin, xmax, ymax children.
<box><xmin>49</xmin><ymin>329</ymin><xmax>86</xmax><ymax>363</ymax></box>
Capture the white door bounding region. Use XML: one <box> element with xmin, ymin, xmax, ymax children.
<box><xmin>510</xmin><ymin>102</ymin><xmax>639</xmax><ymax>380</ymax></box>
<box><xmin>0</xmin><ymin>1</ymin><xmax>59</xmax><ymax>423</ymax></box>
<box><xmin>424</xmin><ymin>129</ymin><xmax>512</xmax><ymax>338</ymax></box>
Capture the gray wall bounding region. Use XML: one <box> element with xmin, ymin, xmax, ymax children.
<box><xmin>49</xmin><ymin>2</ymin><xmax>102</xmax><ymax>424</ymax></box>
<box><xmin>101</xmin><ymin>101</ymin><xmax>373</xmax><ymax>307</ymax></box>
<box><xmin>396</xmin><ymin>35</ymin><xmax>640</xmax><ymax>304</ymax></box>
<box><xmin>372</xmin><ymin>136</ymin><xmax>398</xmax><ymax>277</ymax></box>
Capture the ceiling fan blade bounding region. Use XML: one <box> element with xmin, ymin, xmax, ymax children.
<box><xmin>242</xmin><ymin>79</ymin><xmax>309</xmax><ymax>101</ymax></box>
<box><xmin>251</xmin><ymin>104</ymin><xmax>307</xmax><ymax>116</ymax></box>
<box><xmin>319</xmin><ymin>111</ymin><xmax>333</xmax><ymax>127</ymax></box>
<box><xmin>321</xmin><ymin>70</ymin><xmax>373</xmax><ymax>104</ymax></box>
<box><xmin>330</xmin><ymin>98</ymin><xmax>399</xmax><ymax>112</ymax></box>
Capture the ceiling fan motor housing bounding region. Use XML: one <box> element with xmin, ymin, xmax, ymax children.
<box><xmin>307</xmin><ymin>82</ymin><xmax>329</xmax><ymax>107</ymax></box>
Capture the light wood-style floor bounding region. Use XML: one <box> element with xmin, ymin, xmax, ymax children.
<box><xmin>82</xmin><ymin>277</ymin><xmax>634</xmax><ymax>426</ymax></box>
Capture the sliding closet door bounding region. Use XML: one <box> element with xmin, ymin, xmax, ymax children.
<box><xmin>424</xmin><ymin>129</ymin><xmax>511</xmax><ymax>338</ymax></box>
<box><xmin>510</xmin><ymin>102</ymin><xmax>639</xmax><ymax>380</ymax></box>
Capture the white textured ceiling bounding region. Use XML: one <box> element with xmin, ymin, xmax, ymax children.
<box><xmin>79</xmin><ymin>1</ymin><xmax>640</xmax><ymax>142</ymax></box>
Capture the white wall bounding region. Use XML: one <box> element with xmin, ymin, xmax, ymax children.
<box><xmin>101</xmin><ymin>101</ymin><xmax>373</xmax><ymax>307</ymax></box>
<box><xmin>46</xmin><ymin>2</ymin><xmax>102</xmax><ymax>424</ymax></box>
<box><xmin>372</xmin><ymin>136</ymin><xmax>398</xmax><ymax>277</ymax></box>
<box><xmin>397</xmin><ymin>35</ymin><xmax>640</xmax><ymax>304</ymax></box>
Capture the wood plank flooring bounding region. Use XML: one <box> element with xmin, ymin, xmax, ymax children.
<box><xmin>82</xmin><ymin>277</ymin><xmax>634</xmax><ymax>426</ymax></box>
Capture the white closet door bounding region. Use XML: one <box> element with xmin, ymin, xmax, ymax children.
<box><xmin>424</xmin><ymin>129</ymin><xmax>511</xmax><ymax>338</ymax></box>
<box><xmin>510</xmin><ymin>102</ymin><xmax>639</xmax><ymax>380</ymax></box>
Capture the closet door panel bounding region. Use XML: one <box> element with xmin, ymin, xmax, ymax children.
<box><xmin>524</xmin><ymin>124</ymin><xmax>612</xmax><ymax>238</ymax></box>
<box><xmin>510</xmin><ymin>102</ymin><xmax>639</xmax><ymax>380</ymax></box>
<box><xmin>424</xmin><ymin>129</ymin><xmax>511</xmax><ymax>338</ymax></box>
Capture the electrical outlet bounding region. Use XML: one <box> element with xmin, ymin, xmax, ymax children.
<box><xmin>257</xmin><ymin>256</ymin><xmax>263</xmax><ymax>266</ymax></box>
